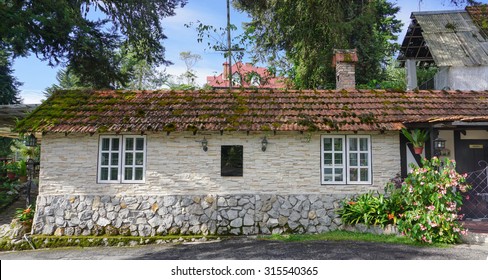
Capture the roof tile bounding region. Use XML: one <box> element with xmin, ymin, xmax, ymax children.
<box><xmin>15</xmin><ymin>89</ymin><xmax>488</xmax><ymax>134</ymax></box>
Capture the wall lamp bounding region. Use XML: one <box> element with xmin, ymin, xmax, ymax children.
<box><xmin>433</xmin><ymin>137</ymin><xmax>447</xmax><ymax>156</ymax></box>
<box><xmin>24</xmin><ymin>133</ymin><xmax>37</xmax><ymax>147</ymax></box>
<box><xmin>261</xmin><ymin>137</ymin><xmax>268</xmax><ymax>152</ymax></box>
<box><xmin>196</xmin><ymin>137</ymin><xmax>208</xmax><ymax>152</ymax></box>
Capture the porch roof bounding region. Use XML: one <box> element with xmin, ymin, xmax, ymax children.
<box><xmin>14</xmin><ymin>89</ymin><xmax>488</xmax><ymax>134</ymax></box>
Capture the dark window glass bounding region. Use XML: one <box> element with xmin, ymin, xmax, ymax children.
<box><xmin>221</xmin><ymin>145</ymin><xmax>243</xmax><ymax>176</ymax></box>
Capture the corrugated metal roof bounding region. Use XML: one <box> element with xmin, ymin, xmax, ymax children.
<box><xmin>398</xmin><ymin>7</ymin><xmax>488</xmax><ymax>67</ymax></box>
<box><xmin>14</xmin><ymin>89</ymin><xmax>488</xmax><ymax>134</ymax></box>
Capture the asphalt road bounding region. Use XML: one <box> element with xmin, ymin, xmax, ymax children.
<box><xmin>1</xmin><ymin>237</ymin><xmax>488</xmax><ymax>260</ymax></box>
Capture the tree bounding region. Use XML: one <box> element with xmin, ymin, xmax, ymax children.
<box><xmin>0</xmin><ymin>48</ymin><xmax>22</xmax><ymax>104</ymax></box>
<box><xmin>0</xmin><ymin>0</ymin><xmax>187</xmax><ymax>88</ymax></box>
<box><xmin>44</xmin><ymin>49</ymin><xmax>171</xmax><ymax>97</ymax></box>
<box><xmin>234</xmin><ymin>0</ymin><xmax>403</xmax><ymax>89</ymax></box>
<box><xmin>178</xmin><ymin>51</ymin><xmax>202</xmax><ymax>85</ymax></box>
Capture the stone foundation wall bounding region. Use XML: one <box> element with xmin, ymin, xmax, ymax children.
<box><xmin>33</xmin><ymin>194</ymin><xmax>349</xmax><ymax>236</ymax></box>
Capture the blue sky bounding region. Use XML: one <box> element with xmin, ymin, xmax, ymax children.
<box><xmin>13</xmin><ymin>0</ymin><xmax>488</xmax><ymax>104</ymax></box>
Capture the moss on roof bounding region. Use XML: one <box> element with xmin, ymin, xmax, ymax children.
<box><xmin>15</xmin><ymin>89</ymin><xmax>488</xmax><ymax>134</ymax></box>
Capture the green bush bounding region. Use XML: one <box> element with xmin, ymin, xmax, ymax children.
<box><xmin>338</xmin><ymin>191</ymin><xmax>391</xmax><ymax>226</ymax></box>
<box><xmin>397</xmin><ymin>157</ymin><xmax>470</xmax><ymax>244</ymax></box>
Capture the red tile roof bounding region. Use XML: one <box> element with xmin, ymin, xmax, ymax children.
<box><xmin>466</xmin><ymin>5</ymin><xmax>488</xmax><ymax>38</ymax></box>
<box><xmin>15</xmin><ymin>89</ymin><xmax>488</xmax><ymax>134</ymax></box>
<box><xmin>206</xmin><ymin>62</ymin><xmax>286</xmax><ymax>89</ymax></box>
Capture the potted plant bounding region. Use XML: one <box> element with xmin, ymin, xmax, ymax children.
<box><xmin>401</xmin><ymin>128</ymin><xmax>429</xmax><ymax>154</ymax></box>
<box><xmin>5</xmin><ymin>162</ymin><xmax>19</xmax><ymax>181</ymax></box>
<box><xmin>15</xmin><ymin>204</ymin><xmax>35</xmax><ymax>232</ymax></box>
<box><xmin>18</xmin><ymin>160</ymin><xmax>27</xmax><ymax>183</ymax></box>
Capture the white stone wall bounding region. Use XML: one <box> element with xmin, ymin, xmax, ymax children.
<box><xmin>39</xmin><ymin>131</ymin><xmax>400</xmax><ymax>196</ymax></box>
<box><xmin>435</xmin><ymin>66</ymin><xmax>488</xmax><ymax>90</ymax></box>
<box><xmin>35</xmin><ymin>131</ymin><xmax>400</xmax><ymax>236</ymax></box>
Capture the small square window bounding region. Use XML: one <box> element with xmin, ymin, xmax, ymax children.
<box><xmin>221</xmin><ymin>145</ymin><xmax>243</xmax><ymax>176</ymax></box>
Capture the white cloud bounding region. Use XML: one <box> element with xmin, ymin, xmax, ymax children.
<box><xmin>20</xmin><ymin>90</ymin><xmax>44</xmax><ymax>104</ymax></box>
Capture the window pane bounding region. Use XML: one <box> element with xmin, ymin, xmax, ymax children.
<box><xmin>136</xmin><ymin>138</ymin><xmax>144</xmax><ymax>150</ymax></box>
<box><xmin>125</xmin><ymin>153</ymin><xmax>133</xmax><ymax>165</ymax></box>
<box><xmin>135</xmin><ymin>167</ymin><xmax>144</xmax><ymax>180</ymax></box>
<box><xmin>349</xmin><ymin>153</ymin><xmax>358</xmax><ymax>166</ymax></box>
<box><xmin>350</xmin><ymin>168</ymin><xmax>358</xmax><ymax>181</ymax></box>
<box><xmin>135</xmin><ymin>153</ymin><xmax>144</xmax><ymax>165</ymax></box>
<box><xmin>111</xmin><ymin>153</ymin><xmax>119</xmax><ymax>165</ymax></box>
<box><xmin>334</xmin><ymin>138</ymin><xmax>343</xmax><ymax>151</ymax></box>
<box><xmin>349</xmin><ymin>138</ymin><xmax>358</xmax><ymax>151</ymax></box>
<box><xmin>323</xmin><ymin>138</ymin><xmax>332</xmax><ymax>151</ymax></box>
<box><xmin>112</xmin><ymin>138</ymin><xmax>120</xmax><ymax>151</ymax></box>
<box><xmin>335</xmin><ymin>168</ymin><xmax>343</xmax><ymax>181</ymax></box>
<box><xmin>101</xmin><ymin>153</ymin><xmax>109</xmax><ymax>165</ymax></box>
<box><xmin>110</xmin><ymin>167</ymin><xmax>118</xmax><ymax>180</ymax></box>
<box><xmin>100</xmin><ymin>168</ymin><xmax>109</xmax><ymax>180</ymax></box>
<box><xmin>221</xmin><ymin>145</ymin><xmax>243</xmax><ymax>176</ymax></box>
<box><xmin>125</xmin><ymin>138</ymin><xmax>134</xmax><ymax>151</ymax></box>
<box><xmin>124</xmin><ymin>167</ymin><xmax>133</xmax><ymax>180</ymax></box>
<box><xmin>324</xmin><ymin>168</ymin><xmax>333</xmax><ymax>181</ymax></box>
<box><xmin>101</xmin><ymin>138</ymin><xmax>110</xmax><ymax>151</ymax></box>
<box><xmin>334</xmin><ymin>153</ymin><xmax>343</xmax><ymax>164</ymax></box>
<box><xmin>360</xmin><ymin>138</ymin><xmax>369</xmax><ymax>151</ymax></box>
<box><xmin>360</xmin><ymin>168</ymin><xmax>369</xmax><ymax>181</ymax></box>
<box><xmin>360</xmin><ymin>153</ymin><xmax>368</xmax><ymax>166</ymax></box>
<box><xmin>324</xmin><ymin>153</ymin><xmax>332</xmax><ymax>165</ymax></box>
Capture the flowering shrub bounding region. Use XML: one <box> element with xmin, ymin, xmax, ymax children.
<box><xmin>397</xmin><ymin>157</ymin><xmax>470</xmax><ymax>244</ymax></box>
<box><xmin>339</xmin><ymin>157</ymin><xmax>470</xmax><ymax>244</ymax></box>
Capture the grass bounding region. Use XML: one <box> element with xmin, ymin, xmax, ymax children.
<box><xmin>0</xmin><ymin>234</ymin><xmax>224</xmax><ymax>251</ymax></box>
<box><xmin>259</xmin><ymin>230</ymin><xmax>449</xmax><ymax>248</ymax></box>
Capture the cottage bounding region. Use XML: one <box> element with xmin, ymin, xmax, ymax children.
<box><xmin>15</xmin><ymin>85</ymin><xmax>488</xmax><ymax>236</ymax></box>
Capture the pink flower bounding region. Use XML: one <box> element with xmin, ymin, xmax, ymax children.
<box><xmin>426</xmin><ymin>205</ymin><xmax>435</xmax><ymax>211</ymax></box>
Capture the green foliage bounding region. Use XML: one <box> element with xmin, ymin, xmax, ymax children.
<box><xmin>337</xmin><ymin>192</ymin><xmax>390</xmax><ymax>226</ymax></box>
<box><xmin>0</xmin><ymin>181</ymin><xmax>19</xmax><ymax>209</ymax></box>
<box><xmin>15</xmin><ymin>204</ymin><xmax>35</xmax><ymax>222</ymax></box>
<box><xmin>338</xmin><ymin>185</ymin><xmax>404</xmax><ymax>227</ymax></box>
<box><xmin>401</xmin><ymin>128</ymin><xmax>429</xmax><ymax>148</ymax></box>
<box><xmin>44</xmin><ymin>48</ymin><xmax>171</xmax><ymax>96</ymax></box>
<box><xmin>397</xmin><ymin>157</ymin><xmax>470</xmax><ymax>244</ymax></box>
<box><xmin>0</xmin><ymin>137</ymin><xmax>14</xmax><ymax>158</ymax></box>
<box><xmin>0</xmin><ymin>48</ymin><xmax>22</xmax><ymax>104</ymax></box>
<box><xmin>234</xmin><ymin>0</ymin><xmax>403</xmax><ymax>89</ymax></box>
<box><xmin>18</xmin><ymin>161</ymin><xmax>27</xmax><ymax>177</ymax></box>
<box><xmin>0</xmin><ymin>0</ymin><xmax>187</xmax><ymax>88</ymax></box>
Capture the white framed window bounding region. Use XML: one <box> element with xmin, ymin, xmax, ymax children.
<box><xmin>98</xmin><ymin>135</ymin><xmax>146</xmax><ymax>183</ymax></box>
<box><xmin>321</xmin><ymin>135</ymin><xmax>371</xmax><ymax>184</ymax></box>
<box><xmin>232</xmin><ymin>72</ymin><xmax>241</xmax><ymax>86</ymax></box>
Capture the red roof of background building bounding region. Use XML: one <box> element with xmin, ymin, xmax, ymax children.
<box><xmin>206</xmin><ymin>61</ymin><xmax>287</xmax><ymax>89</ymax></box>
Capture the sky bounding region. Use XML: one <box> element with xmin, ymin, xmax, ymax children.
<box><xmin>12</xmin><ymin>0</ymin><xmax>488</xmax><ymax>104</ymax></box>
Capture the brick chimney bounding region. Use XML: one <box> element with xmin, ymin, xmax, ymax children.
<box><xmin>223</xmin><ymin>62</ymin><xmax>229</xmax><ymax>80</ymax></box>
<box><xmin>332</xmin><ymin>49</ymin><xmax>358</xmax><ymax>90</ymax></box>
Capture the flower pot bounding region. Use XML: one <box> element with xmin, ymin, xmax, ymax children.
<box><xmin>7</xmin><ymin>171</ymin><xmax>16</xmax><ymax>180</ymax></box>
<box><xmin>413</xmin><ymin>146</ymin><xmax>424</xmax><ymax>155</ymax></box>
<box><xmin>19</xmin><ymin>175</ymin><xmax>28</xmax><ymax>183</ymax></box>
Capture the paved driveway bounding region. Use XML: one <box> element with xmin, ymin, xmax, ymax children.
<box><xmin>1</xmin><ymin>237</ymin><xmax>488</xmax><ymax>260</ymax></box>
